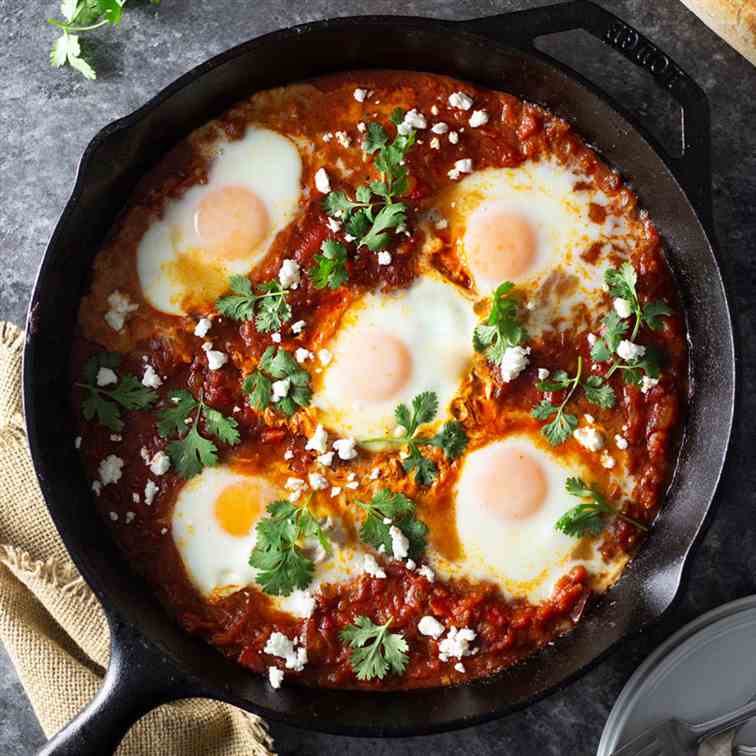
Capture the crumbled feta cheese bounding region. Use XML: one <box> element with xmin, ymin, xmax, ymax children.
<box><xmin>469</xmin><ymin>109</ymin><xmax>489</xmax><ymax>128</ymax></box>
<box><xmin>271</xmin><ymin>378</ymin><xmax>291</xmax><ymax>402</ymax></box>
<box><xmin>268</xmin><ymin>666</ymin><xmax>284</xmax><ymax>689</ymax></box>
<box><xmin>330</xmin><ymin>486</ymin><xmax>342</xmax><ymax>497</ymax></box>
<box><xmin>640</xmin><ymin>375</ymin><xmax>659</xmax><ymax>394</ymax></box>
<box><xmin>600</xmin><ymin>451</ymin><xmax>616</xmax><ymax>469</ymax></box>
<box><xmin>454</xmin><ymin>158</ymin><xmax>473</xmax><ymax>174</ymax></box>
<box><xmin>110</xmin><ymin>434</ymin><xmax>122</xmax><ymax>442</ymax></box>
<box><xmin>149</xmin><ymin>451</ymin><xmax>170</xmax><ymax>476</ymax></box>
<box><xmin>431</xmin><ymin>104</ymin><xmax>439</xmax><ymax>115</ymax></box>
<box><xmin>382</xmin><ymin>516</ymin><xmax>392</xmax><ymax>525</ymax></box>
<box><xmin>315</xmin><ymin>168</ymin><xmax>331</xmax><ymax>193</ymax></box>
<box><xmin>284</xmin><ymin>448</ymin><xmax>294</xmax><ymax>461</ymax></box>
<box><xmin>431</xmin><ymin>122</ymin><xmax>449</xmax><ymax>134</ymax></box>
<box><xmin>98</xmin><ymin>454</ymin><xmax>124</xmax><ymax>486</ymax></box>
<box><xmin>306</xmin><ymin>424</ymin><xmax>329</xmax><ymax>454</ymax></box>
<box><xmin>363</xmin><ymin>553</ymin><xmax>386</xmax><ymax>579</ymax></box>
<box><xmin>142</xmin><ymin>364</ymin><xmax>162</xmax><ymax>389</ymax></box>
<box><xmin>74</xmin><ymin>436</ymin><xmax>82</xmax><ymax>449</ymax></box>
<box><xmin>448</xmin><ymin>91</ymin><xmax>473</xmax><ymax>110</ymax></box>
<box><xmin>370</xmin><ymin>467</ymin><xmax>381</xmax><ymax>480</ymax></box>
<box><xmin>344</xmin><ymin>233</ymin><xmax>356</xmax><ymax>242</ymax></box>
<box><xmin>418</xmin><ymin>615</ymin><xmax>445</xmax><ymax>639</ymax></box>
<box><xmin>613</xmin><ymin>297</ymin><xmax>633</xmax><ymax>319</ymax></box>
<box><xmin>206</xmin><ymin>349</ymin><xmax>228</xmax><ymax>371</ymax></box>
<box><xmin>271</xmin><ymin>332</ymin><xmax>282</xmax><ymax>344</ymax></box>
<box><xmin>194</xmin><ymin>318</ymin><xmax>212</xmax><ymax>337</ymax></box>
<box><xmin>286</xmin><ymin>477</ymin><xmax>306</xmax><ymax>491</ymax></box>
<box><xmin>537</xmin><ymin>368</ymin><xmax>550</xmax><ymax>380</ymax></box>
<box><xmin>104</xmin><ymin>291</ymin><xmax>138</xmax><ymax>332</ymax></box>
<box><xmin>322</xmin><ymin>132</ymin><xmax>333</xmax><ymax>142</ymax></box>
<box><xmin>500</xmin><ymin>346</ymin><xmax>531</xmax><ymax>383</ymax></box>
<box><xmin>124</xmin><ymin>511</ymin><xmax>136</xmax><ymax>525</ymax></box>
<box><xmin>418</xmin><ymin>565</ymin><xmax>435</xmax><ymax>582</ymax></box>
<box><xmin>308</xmin><ymin>473</ymin><xmax>328</xmax><ymax>491</ymax></box>
<box><xmin>263</xmin><ymin>632</ymin><xmax>307</xmax><ymax>671</ymax></box>
<box><xmin>614</xmin><ymin>434</ymin><xmax>629</xmax><ymax>450</ymax></box>
<box><xmin>584</xmin><ymin>414</ymin><xmax>595</xmax><ymax>424</ymax></box>
<box><xmin>316</xmin><ymin>451</ymin><xmax>334</xmax><ymax>468</ymax></box>
<box><xmin>345</xmin><ymin>481</ymin><xmax>359</xmax><ymax>490</ymax></box>
<box><xmin>326</xmin><ymin>216</ymin><xmax>342</xmax><ymax>233</ymax></box>
<box><xmin>573</xmin><ymin>426</ymin><xmax>605</xmax><ymax>452</ymax></box>
<box><xmin>140</xmin><ymin>446</ymin><xmax>151</xmax><ymax>463</ymax></box>
<box><xmin>108</xmin><ymin>510</ymin><xmax>117</xmax><ymax>521</ymax></box>
<box><xmin>279</xmin><ymin>259</ymin><xmax>301</xmax><ymax>289</ymax></box>
<box><xmin>377</xmin><ymin>251</ymin><xmax>392</xmax><ymax>266</ymax></box>
<box><xmin>289</xmin><ymin>589</ymin><xmax>316</xmax><ymax>618</ymax></box>
<box><xmin>448</xmin><ymin>131</ymin><xmax>459</xmax><ymax>144</ymax></box>
<box><xmin>389</xmin><ymin>525</ymin><xmax>409</xmax><ymax>560</ymax></box>
<box><xmin>447</xmin><ymin>168</ymin><xmax>460</xmax><ymax>180</ymax></box>
<box><xmin>435</xmin><ymin>217</ymin><xmax>448</xmax><ymax>230</ymax></box>
<box><xmin>144</xmin><ymin>480</ymin><xmax>158</xmax><ymax>506</ymax></box>
<box><xmin>347</xmin><ymin>472</ymin><xmax>357</xmax><ymax>481</ymax></box>
<box><xmin>335</xmin><ymin>130</ymin><xmax>351</xmax><ymax>148</ymax></box>
<box><xmin>333</xmin><ymin>437</ymin><xmax>358</xmax><ymax>460</ymax></box>
<box><xmin>353</xmin><ymin>88</ymin><xmax>367</xmax><ymax>102</ymax></box>
<box><xmin>318</xmin><ymin>349</ymin><xmax>332</xmax><ymax>366</ymax></box>
<box><xmin>92</xmin><ymin>481</ymin><xmax>102</xmax><ymax>497</ymax></box>
<box><xmin>291</xmin><ymin>319</ymin><xmax>306</xmax><ymax>335</ymax></box>
<box><xmin>454</xmin><ymin>662</ymin><xmax>466</xmax><ymax>673</ymax></box>
<box><xmin>356</xmin><ymin>121</ymin><xmax>366</xmax><ymax>133</ymax></box>
<box><xmin>96</xmin><ymin>367</ymin><xmax>118</xmax><ymax>387</ymax></box>
<box><xmin>399</xmin><ymin>109</ymin><xmax>427</xmax><ymax>133</ymax></box>
<box><xmin>587</xmin><ymin>333</ymin><xmax>598</xmax><ymax>346</ymax></box>
<box><xmin>430</xmin><ymin>137</ymin><xmax>440</xmax><ymax>150</ymax></box>
<box><xmin>295</xmin><ymin>347</ymin><xmax>313</xmax><ymax>364</ymax></box>
<box><xmin>617</xmin><ymin>340</ymin><xmax>646</xmax><ymax>362</ymax></box>
<box><xmin>438</xmin><ymin>627</ymin><xmax>477</xmax><ymax>660</ymax></box>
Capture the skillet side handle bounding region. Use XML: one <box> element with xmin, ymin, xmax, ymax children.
<box><xmin>457</xmin><ymin>0</ymin><xmax>713</xmax><ymax>233</ymax></box>
<box><xmin>36</xmin><ymin>617</ymin><xmax>193</xmax><ymax>756</ymax></box>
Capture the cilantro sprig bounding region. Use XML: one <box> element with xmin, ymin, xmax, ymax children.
<box><xmin>76</xmin><ymin>352</ymin><xmax>158</xmax><ymax>432</ymax></box>
<box><xmin>556</xmin><ymin>477</ymin><xmax>647</xmax><ymax>538</ymax></box>
<box><xmin>249</xmin><ymin>495</ymin><xmax>332</xmax><ymax>596</ymax></box>
<box><xmin>156</xmin><ymin>389</ymin><xmax>240</xmax><ymax>479</ymax></box>
<box><xmin>356</xmin><ymin>490</ymin><xmax>428</xmax><ymax>560</ymax></box>
<box><xmin>309</xmin><ymin>240</ymin><xmax>349</xmax><ymax>289</ymax></box>
<box><xmin>340</xmin><ymin>616</ymin><xmax>409</xmax><ymax>681</ymax></box>
<box><xmin>242</xmin><ymin>347</ymin><xmax>312</xmax><ymax>417</ymax></box>
<box><xmin>216</xmin><ymin>275</ymin><xmax>292</xmax><ymax>333</ymax></box>
<box><xmin>359</xmin><ymin>392</ymin><xmax>468</xmax><ymax>485</ymax></box>
<box><xmin>473</xmin><ymin>281</ymin><xmax>527</xmax><ymax>366</ymax></box>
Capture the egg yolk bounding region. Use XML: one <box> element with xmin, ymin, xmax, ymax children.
<box><xmin>464</xmin><ymin>201</ymin><xmax>537</xmax><ymax>287</ymax></box>
<box><xmin>213</xmin><ymin>481</ymin><xmax>265</xmax><ymax>537</ymax></box>
<box><xmin>469</xmin><ymin>446</ymin><xmax>548</xmax><ymax>521</ymax></box>
<box><xmin>329</xmin><ymin>328</ymin><xmax>412</xmax><ymax>403</ymax></box>
<box><xmin>194</xmin><ymin>185</ymin><xmax>269</xmax><ymax>261</ymax></box>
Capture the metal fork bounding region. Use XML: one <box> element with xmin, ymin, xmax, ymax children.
<box><xmin>610</xmin><ymin>697</ymin><xmax>756</xmax><ymax>756</ymax></box>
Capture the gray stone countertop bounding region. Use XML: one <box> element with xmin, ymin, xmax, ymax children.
<box><xmin>1</xmin><ymin>0</ymin><xmax>754</xmax><ymax>754</ymax></box>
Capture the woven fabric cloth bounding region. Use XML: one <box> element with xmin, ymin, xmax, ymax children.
<box><xmin>0</xmin><ymin>321</ymin><xmax>274</xmax><ymax>755</ymax></box>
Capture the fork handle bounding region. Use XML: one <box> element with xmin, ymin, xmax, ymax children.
<box><xmin>692</xmin><ymin>698</ymin><xmax>756</xmax><ymax>741</ymax></box>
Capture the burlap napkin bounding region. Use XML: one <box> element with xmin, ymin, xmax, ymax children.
<box><xmin>0</xmin><ymin>321</ymin><xmax>275</xmax><ymax>755</ymax></box>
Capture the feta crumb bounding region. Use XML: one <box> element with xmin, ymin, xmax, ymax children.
<box><xmin>322</xmin><ymin>132</ymin><xmax>333</xmax><ymax>143</ymax></box>
<box><xmin>125</xmin><ymin>511</ymin><xmax>136</xmax><ymax>525</ymax></box>
<box><xmin>393</xmin><ymin>425</ymin><xmax>407</xmax><ymax>438</ymax></box>
<box><xmin>318</xmin><ymin>349</ymin><xmax>332</xmax><ymax>366</ymax></box>
<box><xmin>344</xmin><ymin>233</ymin><xmax>356</xmax><ymax>242</ymax></box>
<box><xmin>448</xmin><ymin>91</ymin><xmax>473</xmax><ymax>110</ymax></box>
<box><xmin>104</xmin><ymin>291</ymin><xmax>138</xmax><ymax>332</ymax></box>
<box><xmin>74</xmin><ymin>436</ymin><xmax>82</xmax><ymax>450</ymax></box>
<box><xmin>399</xmin><ymin>109</ymin><xmax>427</xmax><ymax>133</ymax></box>
<box><xmin>271</xmin><ymin>378</ymin><xmax>291</xmax><ymax>402</ymax></box>
<box><xmin>98</xmin><ymin>454</ymin><xmax>124</xmax><ymax>486</ymax></box>
<box><xmin>271</xmin><ymin>332</ymin><xmax>282</xmax><ymax>344</ymax></box>
<box><xmin>438</xmin><ymin>626</ymin><xmax>477</xmax><ymax>660</ymax></box>
<box><xmin>333</xmin><ymin>437</ymin><xmax>358</xmax><ymax>460</ymax></box>
<box><xmin>92</xmin><ymin>481</ymin><xmax>102</xmax><ymax>497</ymax></box>
<box><xmin>454</xmin><ymin>158</ymin><xmax>473</xmax><ymax>174</ymax></box>
<box><xmin>617</xmin><ymin>340</ymin><xmax>646</xmax><ymax>362</ymax></box>
<box><xmin>315</xmin><ymin>168</ymin><xmax>331</xmax><ymax>193</ymax></box>
<box><xmin>363</xmin><ymin>554</ymin><xmax>386</xmax><ymax>579</ymax></box>
<box><xmin>194</xmin><ymin>318</ymin><xmax>212</xmax><ymax>337</ymax></box>
<box><xmin>142</xmin><ymin>364</ymin><xmax>162</xmax><ymax>389</ymax></box>
<box><xmin>268</xmin><ymin>667</ymin><xmax>284</xmax><ymax>689</ymax></box>
<box><xmin>308</xmin><ymin>472</ymin><xmax>328</xmax><ymax>491</ymax></box>
<box><xmin>149</xmin><ymin>451</ymin><xmax>170</xmax><ymax>476</ymax></box>
<box><xmin>206</xmin><ymin>349</ymin><xmax>228</xmax><ymax>371</ymax></box>
<box><xmin>615</xmin><ymin>434</ymin><xmax>629</xmax><ymax>450</ymax></box>
<box><xmin>279</xmin><ymin>259</ymin><xmax>301</xmax><ymax>289</ymax></box>
<box><xmin>295</xmin><ymin>347</ymin><xmax>314</xmax><ymax>364</ymax></box>
<box><xmin>96</xmin><ymin>367</ymin><xmax>118</xmax><ymax>387</ymax></box>
<box><xmin>587</xmin><ymin>333</ymin><xmax>598</xmax><ymax>346</ymax></box>
<box><xmin>315</xmin><ymin>451</ymin><xmax>333</xmax><ymax>468</ymax></box>
<box><xmin>286</xmin><ymin>477</ymin><xmax>306</xmax><ymax>491</ymax></box>
<box><xmin>447</xmin><ymin>168</ymin><xmax>460</xmax><ymax>180</ymax></box>
<box><xmin>389</xmin><ymin>525</ymin><xmax>410</xmax><ymax>560</ymax></box>
<box><xmin>584</xmin><ymin>414</ymin><xmax>595</xmax><ymax>424</ymax></box>
<box><xmin>284</xmin><ymin>449</ymin><xmax>294</xmax><ymax>460</ymax></box>
<box><xmin>573</xmin><ymin>426</ymin><xmax>605</xmax><ymax>452</ymax></box>
<box><xmin>418</xmin><ymin>616</ymin><xmax>445</xmax><ymax>639</ymax></box>
<box><xmin>264</xmin><ymin>632</ymin><xmax>307</xmax><ymax>671</ymax></box>
<box><xmin>377</xmin><ymin>251</ymin><xmax>392</xmax><ymax>266</ymax></box>
<box><xmin>347</xmin><ymin>472</ymin><xmax>356</xmax><ymax>481</ymax></box>
<box><xmin>144</xmin><ymin>480</ymin><xmax>158</xmax><ymax>506</ymax></box>
<box><xmin>306</xmin><ymin>424</ymin><xmax>329</xmax><ymax>454</ymax></box>
<box><xmin>108</xmin><ymin>510</ymin><xmax>117</xmax><ymax>521</ymax></box>
<box><xmin>289</xmin><ymin>589</ymin><xmax>316</xmax><ymax>618</ymax></box>
<box><xmin>418</xmin><ymin>564</ymin><xmax>435</xmax><ymax>582</ymax></box>
<box><xmin>335</xmin><ymin>130</ymin><xmax>351</xmax><ymax>148</ymax></box>
<box><xmin>640</xmin><ymin>375</ymin><xmax>659</xmax><ymax>394</ymax></box>
<box><xmin>600</xmin><ymin>451</ymin><xmax>616</xmax><ymax>469</ymax></box>
<box><xmin>435</xmin><ymin>217</ymin><xmax>448</xmax><ymax>230</ymax></box>
<box><xmin>431</xmin><ymin>105</ymin><xmax>439</xmax><ymax>115</ymax></box>
<box><xmin>345</xmin><ymin>481</ymin><xmax>359</xmax><ymax>490</ymax></box>
<box><xmin>382</xmin><ymin>517</ymin><xmax>392</xmax><ymax>525</ymax></box>
<box><xmin>538</xmin><ymin>368</ymin><xmax>550</xmax><ymax>380</ymax></box>
<box><xmin>291</xmin><ymin>319</ymin><xmax>306</xmax><ymax>335</ymax></box>
<box><xmin>431</xmin><ymin>122</ymin><xmax>449</xmax><ymax>134</ymax></box>
<box><xmin>500</xmin><ymin>346</ymin><xmax>531</xmax><ymax>383</ymax></box>
<box><xmin>353</xmin><ymin>88</ymin><xmax>367</xmax><ymax>102</ymax></box>
<box><xmin>448</xmin><ymin>131</ymin><xmax>459</xmax><ymax>144</ymax></box>
<box><xmin>109</xmin><ymin>434</ymin><xmax>122</xmax><ymax>442</ymax></box>
<box><xmin>330</xmin><ymin>486</ymin><xmax>342</xmax><ymax>497</ymax></box>
<box><xmin>326</xmin><ymin>216</ymin><xmax>342</xmax><ymax>232</ymax></box>
<box><xmin>454</xmin><ymin>662</ymin><xmax>466</xmax><ymax>673</ymax></box>
<box><xmin>356</xmin><ymin>121</ymin><xmax>366</xmax><ymax>133</ymax></box>
<box><xmin>613</xmin><ymin>297</ymin><xmax>633</xmax><ymax>319</ymax></box>
<box><xmin>430</xmin><ymin>137</ymin><xmax>440</xmax><ymax>150</ymax></box>
<box><xmin>369</xmin><ymin>467</ymin><xmax>381</xmax><ymax>480</ymax></box>
<box><xmin>469</xmin><ymin>110</ymin><xmax>489</xmax><ymax>128</ymax></box>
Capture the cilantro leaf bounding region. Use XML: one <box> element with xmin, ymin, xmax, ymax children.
<box><xmin>216</xmin><ymin>275</ymin><xmax>257</xmax><ymax>321</ymax></box>
<box><xmin>309</xmin><ymin>239</ymin><xmax>349</xmax><ymax>289</ymax></box>
<box><xmin>473</xmin><ymin>281</ymin><xmax>526</xmax><ymax>366</ymax></box>
<box><xmin>216</xmin><ymin>275</ymin><xmax>291</xmax><ymax>332</ymax></box>
<box><xmin>422</xmin><ymin>421</ymin><xmax>468</xmax><ymax>460</ymax></box>
<box><xmin>363</xmin><ymin>122</ymin><xmax>389</xmax><ymax>154</ymax></box>
<box><xmin>605</xmin><ymin>263</ymin><xmax>638</xmax><ymax>302</ymax></box>
<box><xmin>582</xmin><ymin>376</ymin><xmax>616</xmax><ymax>409</ymax></box>
<box><xmin>156</xmin><ymin>389</ymin><xmax>197</xmax><ymax>438</ymax></box>
<box><xmin>356</xmin><ymin>489</ymin><xmax>428</xmax><ymax>560</ymax></box>
<box><xmin>168</xmin><ymin>425</ymin><xmax>217</xmax><ymax>479</ymax></box>
<box><xmin>531</xmin><ymin>358</ymin><xmax>582</xmax><ymax>446</ymax></box>
<box><xmin>360</xmin><ymin>203</ymin><xmax>407</xmax><ymax>251</ymax></box>
<box><xmin>243</xmin><ymin>347</ymin><xmax>311</xmax><ymax>417</ymax></box>
<box><xmin>340</xmin><ymin>616</ymin><xmax>409</xmax><ymax>681</ymax></box>
<box><xmin>203</xmin><ymin>406</ymin><xmax>240</xmax><ymax>446</ymax></box>
<box><xmin>543</xmin><ymin>411</ymin><xmax>578</xmax><ymax>446</ymax></box>
<box><xmin>242</xmin><ymin>371</ymin><xmax>272</xmax><ymax>411</ymax></box>
<box><xmin>591</xmin><ymin>311</ymin><xmax>628</xmax><ymax>362</ymax></box>
<box><xmin>402</xmin><ymin>447</ymin><xmax>437</xmax><ymax>486</ymax></box>
<box><xmin>642</xmin><ymin>300</ymin><xmax>673</xmax><ymax>331</ymax></box>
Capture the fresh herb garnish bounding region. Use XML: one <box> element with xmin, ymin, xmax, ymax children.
<box><xmin>309</xmin><ymin>240</ymin><xmax>349</xmax><ymax>289</ymax></box>
<box><xmin>76</xmin><ymin>352</ymin><xmax>158</xmax><ymax>432</ymax></box>
<box><xmin>49</xmin><ymin>0</ymin><xmax>158</xmax><ymax>80</ymax></box>
<box><xmin>339</xmin><ymin>616</ymin><xmax>409</xmax><ymax>681</ymax></box>
<box><xmin>355</xmin><ymin>489</ymin><xmax>428</xmax><ymax>560</ymax></box>
<box><xmin>216</xmin><ymin>275</ymin><xmax>292</xmax><ymax>333</ymax></box>
<box><xmin>242</xmin><ymin>347</ymin><xmax>312</xmax><ymax>417</ymax></box>
<box><xmin>359</xmin><ymin>391</ymin><xmax>468</xmax><ymax>485</ymax></box>
<box><xmin>249</xmin><ymin>495</ymin><xmax>332</xmax><ymax>596</ymax></box>
<box><xmin>473</xmin><ymin>281</ymin><xmax>527</xmax><ymax>366</ymax></box>
<box><xmin>556</xmin><ymin>477</ymin><xmax>648</xmax><ymax>537</ymax></box>
<box><xmin>156</xmin><ymin>389</ymin><xmax>239</xmax><ymax>479</ymax></box>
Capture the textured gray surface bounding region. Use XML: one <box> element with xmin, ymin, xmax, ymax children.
<box><xmin>1</xmin><ymin>0</ymin><xmax>755</xmax><ymax>754</ymax></box>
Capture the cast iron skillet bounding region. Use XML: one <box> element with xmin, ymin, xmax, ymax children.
<box><xmin>24</xmin><ymin>2</ymin><xmax>735</xmax><ymax>753</ymax></box>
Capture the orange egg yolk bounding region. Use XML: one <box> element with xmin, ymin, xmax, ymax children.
<box><xmin>469</xmin><ymin>446</ymin><xmax>548</xmax><ymax>521</ymax></box>
<box><xmin>213</xmin><ymin>481</ymin><xmax>265</xmax><ymax>537</ymax></box>
<box><xmin>194</xmin><ymin>185</ymin><xmax>269</xmax><ymax>261</ymax></box>
<box><xmin>330</xmin><ymin>328</ymin><xmax>412</xmax><ymax>403</ymax></box>
<box><xmin>464</xmin><ymin>201</ymin><xmax>537</xmax><ymax>286</ymax></box>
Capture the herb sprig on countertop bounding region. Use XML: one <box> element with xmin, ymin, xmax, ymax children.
<box><xmin>340</xmin><ymin>616</ymin><xmax>409</xmax><ymax>681</ymax></box>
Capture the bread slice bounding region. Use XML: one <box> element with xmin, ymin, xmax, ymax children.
<box><xmin>678</xmin><ymin>0</ymin><xmax>756</xmax><ymax>65</ymax></box>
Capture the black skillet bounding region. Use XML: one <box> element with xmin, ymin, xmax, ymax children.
<box><xmin>24</xmin><ymin>2</ymin><xmax>736</xmax><ymax>753</ymax></box>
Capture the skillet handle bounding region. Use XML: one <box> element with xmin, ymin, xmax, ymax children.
<box><xmin>36</xmin><ymin>616</ymin><xmax>192</xmax><ymax>756</ymax></box>
<box><xmin>457</xmin><ymin>0</ymin><xmax>713</xmax><ymax>232</ymax></box>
